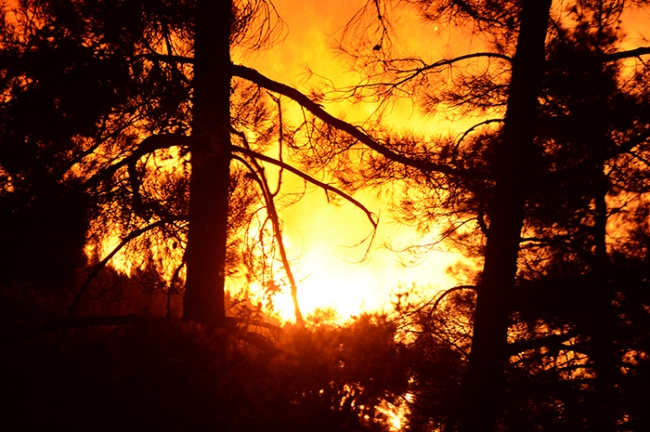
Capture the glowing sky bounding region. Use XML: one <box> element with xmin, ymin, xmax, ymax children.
<box><xmin>233</xmin><ymin>0</ymin><xmax>650</xmax><ymax>322</ymax></box>
<box><xmin>234</xmin><ymin>0</ymin><xmax>467</xmax><ymax>321</ymax></box>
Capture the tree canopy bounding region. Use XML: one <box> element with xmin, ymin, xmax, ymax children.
<box><xmin>2</xmin><ymin>0</ymin><xmax>650</xmax><ymax>431</ymax></box>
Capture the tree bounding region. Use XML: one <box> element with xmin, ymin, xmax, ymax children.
<box><xmin>3</xmin><ymin>1</ymin><xmax>649</xmax><ymax>428</ymax></box>
<box><xmin>182</xmin><ymin>0</ymin><xmax>233</xmax><ymax>326</ymax></box>
<box><xmin>239</xmin><ymin>1</ymin><xmax>551</xmax><ymax>429</ymax></box>
<box><xmin>505</xmin><ymin>9</ymin><xmax>650</xmax><ymax>428</ymax></box>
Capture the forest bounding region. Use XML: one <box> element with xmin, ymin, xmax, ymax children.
<box><xmin>2</xmin><ymin>0</ymin><xmax>650</xmax><ymax>431</ymax></box>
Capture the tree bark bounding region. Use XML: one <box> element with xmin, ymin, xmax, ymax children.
<box><xmin>183</xmin><ymin>0</ymin><xmax>232</xmax><ymax>327</ymax></box>
<box><xmin>457</xmin><ymin>1</ymin><xmax>552</xmax><ymax>431</ymax></box>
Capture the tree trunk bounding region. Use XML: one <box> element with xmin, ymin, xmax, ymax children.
<box><xmin>183</xmin><ymin>0</ymin><xmax>232</xmax><ymax>327</ymax></box>
<box><xmin>588</xmin><ymin>23</ymin><xmax>618</xmax><ymax>428</ymax></box>
<box><xmin>457</xmin><ymin>1</ymin><xmax>552</xmax><ymax>431</ymax></box>
<box><xmin>590</xmin><ymin>170</ymin><xmax>618</xmax><ymax>432</ymax></box>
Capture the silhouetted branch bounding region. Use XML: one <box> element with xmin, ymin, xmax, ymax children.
<box><xmin>231</xmin><ymin>128</ymin><xmax>304</xmax><ymax>327</ymax></box>
<box><xmin>146</xmin><ymin>58</ymin><xmax>489</xmax><ymax>180</ymax></box>
<box><xmin>548</xmin><ymin>46</ymin><xmax>650</xmax><ymax>68</ymax></box>
<box><xmin>232</xmin><ymin>144</ymin><xmax>378</xmax><ymax>230</ymax></box>
<box><xmin>456</xmin><ymin>118</ymin><xmax>504</xmax><ymax>148</ymax></box>
<box><xmin>142</xmin><ymin>52</ymin><xmax>194</xmax><ymax>64</ymax></box>
<box><xmin>418</xmin><ymin>284</ymin><xmax>477</xmax><ymax>357</ymax></box>
<box><xmin>268</xmin><ymin>93</ymin><xmax>285</xmax><ymax>197</ymax></box>
<box><xmin>69</xmin><ymin>218</ymin><xmax>182</xmax><ymax>317</ymax></box>
<box><xmin>507</xmin><ymin>331</ymin><xmax>579</xmax><ymax>356</ymax></box>
<box><xmin>231</xmin><ymin>64</ymin><xmax>485</xmax><ymax>179</ymax></box>
<box><xmin>599</xmin><ymin>46</ymin><xmax>650</xmax><ymax>62</ymax></box>
<box><xmin>431</xmin><ymin>285</ymin><xmax>477</xmax><ymax>313</ymax></box>
<box><xmin>389</xmin><ymin>52</ymin><xmax>512</xmax><ymax>86</ymax></box>
<box><xmin>85</xmin><ymin>134</ymin><xmax>190</xmax><ymax>188</ymax></box>
<box><xmin>549</xmin><ymin>128</ymin><xmax>650</xmax><ymax>181</ymax></box>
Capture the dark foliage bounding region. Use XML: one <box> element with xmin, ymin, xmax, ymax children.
<box><xmin>2</xmin><ymin>314</ymin><xmax>416</xmax><ymax>432</ymax></box>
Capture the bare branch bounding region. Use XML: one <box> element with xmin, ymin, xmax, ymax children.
<box><xmin>393</xmin><ymin>52</ymin><xmax>511</xmax><ymax>85</ymax></box>
<box><xmin>430</xmin><ymin>285</ymin><xmax>477</xmax><ymax>313</ymax></box>
<box><xmin>549</xmin><ymin>46</ymin><xmax>650</xmax><ymax>68</ymax></box>
<box><xmin>231</xmin><ymin>127</ymin><xmax>305</xmax><ymax>327</ymax></box>
<box><xmin>232</xmin><ymin>144</ymin><xmax>378</xmax><ymax>230</ymax></box>
<box><xmin>267</xmin><ymin>93</ymin><xmax>285</xmax><ymax>197</ymax></box>
<box><xmin>84</xmin><ymin>134</ymin><xmax>190</xmax><ymax>188</ymax></box>
<box><xmin>600</xmin><ymin>46</ymin><xmax>650</xmax><ymax>62</ymax></box>
<box><xmin>456</xmin><ymin>118</ymin><xmax>504</xmax><ymax>148</ymax></box>
<box><xmin>232</xmin><ymin>64</ymin><xmax>485</xmax><ymax>180</ymax></box>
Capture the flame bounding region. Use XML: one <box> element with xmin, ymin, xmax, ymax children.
<box><xmin>233</xmin><ymin>0</ymin><xmax>468</xmax><ymax>323</ymax></box>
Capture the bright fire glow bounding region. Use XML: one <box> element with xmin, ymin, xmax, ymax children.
<box><xmin>88</xmin><ymin>0</ymin><xmax>474</xmax><ymax>324</ymax></box>
<box><xmin>232</xmin><ymin>0</ymin><xmax>470</xmax><ymax>322</ymax></box>
<box><xmin>262</xmin><ymin>178</ymin><xmax>461</xmax><ymax>322</ymax></box>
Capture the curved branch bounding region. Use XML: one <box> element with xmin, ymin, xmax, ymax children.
<box><xmin>456</xmin><ymin>118</ymin><xmax>504</xmax><ymax>148</ymax></box>
<box><xmin>85</xmin><ymin>134</ymin><xmax>190</xmax><ymax>188</ymax></box>
<box><xmin>69</xmin><ymin>218</ymin><xmax>182</xmax><ymax>316</ymax></box>
<box><xmin>267</xmin><ymin>93</ymin><xmax>285</xmax><ymax>197</ymax></box>
<box><xmin>431</xmin><ymin>285</ymin><xmax>477</xmax><ymax>313</ymax></box>
<box><xmin>232</xmin><ymin>64</ymin><xmax>485</xmax><ymax>180</ymax></box>
<box><xmin>232</xmin><ymin>144</ymin><xmax>378</xmax><ymax>230</ymax></box>
<box><xmin>476</xmin><ymin>202</ymin><xmax>490</xmax><ymax>235</ymax></box>
<box><xmin>421</xmin><ymin>285</ymin><xmax>477</xmax><ymax>340</ymax></box>
<box><xmin>232</xmin><ymin>151</ymin><xmax>304</xmax><ymax>327</ymax></box>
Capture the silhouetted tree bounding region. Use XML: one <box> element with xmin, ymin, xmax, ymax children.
<box><xmin>3</xmin><ymin>1</ymin><xmax>650</xmax><ymax>430</ymax></box>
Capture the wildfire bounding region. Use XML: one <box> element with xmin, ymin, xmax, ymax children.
<box><xmin>233</xmin><ymin>0</ymin><xmax>468</xmax><ymax>323</ymax></box>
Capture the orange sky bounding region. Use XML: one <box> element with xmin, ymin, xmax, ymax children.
<box><xmin>232</xmin><ymin>0</ymin><xmax>469</xmax><ymax>322</ymax></box>
<box><xmin>231</xmin><ymin>0</ymin><xmax>650</xmax><ymax>322</ymax></box>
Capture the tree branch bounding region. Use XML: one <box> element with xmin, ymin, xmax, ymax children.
<box><xmin>549</xmin><ymin>128</ymin><xmax>650</xmax><ymax>181</ymax></box>
<box><xmin>599</xmin><ymin>46</ymin><xmax>650</xmax><ymax>62</ymax></box>
<box><xmin>69</xmin><ymin>218</ymin><xmax>182</xmax><ymax>317</ymax></box>
<box><xmin>507</xmin><ymin>331</ymin><xmax>579</xmax><ymax>356</ymax></box>
<box><xmin>84</xmin><ymin>134</ymin><xmax>190</xmax><ymax>188</ymax></box>
<box><xmin>231</xmin><ymin>64</ymin><xmax>484</xmax><ymax>179</ymax></box>
<box><xmin>231</xmin><ymin>128</ymin><xmax>305</xmax><ymax>327</ymax></box>
<box><xmin>231</xmin><ymin>144</ymin><xmax>378</xmax><ymax>230</ymax></box>
<box><xmin>430</xmin><ymin>285</ymin><xmax>477</xmax><ymax>313</ymax></box>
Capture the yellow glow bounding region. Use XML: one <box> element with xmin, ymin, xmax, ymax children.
<box><xmin>263</xmin><ymin>180</ymin><xmax>462</xmax><ymax>321</ymax></box>
<box><xmin>233</xmin><ymin>0</ymin><xmax>472</xmax><ymax>323</ymax></box>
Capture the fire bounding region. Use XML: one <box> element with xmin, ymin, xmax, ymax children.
<box><xmin>83</xmin><ymin>0</ymin><xmax>467</xmax><ymax>324</ymax></box>
<box><xmin>259</xmin><ymin>173</ymin><xmax>461</xmax><ymax>322</ymax></box>
<box><xmin>231</xmin><ymin>0</ymin><xmax>468</xmax><ymax>323</ymax></box>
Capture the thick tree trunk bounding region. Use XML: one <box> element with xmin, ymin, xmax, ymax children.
<box><xmin>183</xmin><ymin>0</ymin><xmax>232</xmax><ymax>327</ymax></box>
<box><xmin>457</xmin><ymin>1</ymin><xmax>552</xmax><ymax>431</ymax></box>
